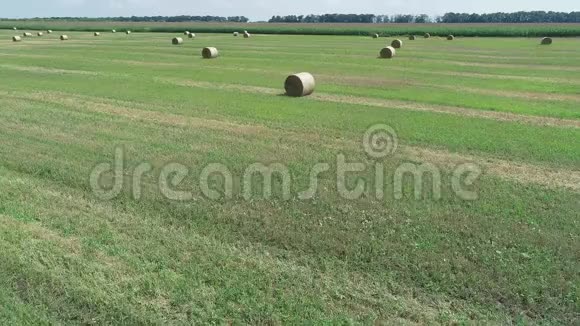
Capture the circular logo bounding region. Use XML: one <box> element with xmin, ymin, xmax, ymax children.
<box><xmin>363</xmin><ymin>124</ymin><xmax>398</xmax><ymax>159</ymax></box>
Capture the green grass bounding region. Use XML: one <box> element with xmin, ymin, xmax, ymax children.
<box><xmin>0</xmin><ymin>30</ymin><xmax>578</xmax><ymax>324</ymax></box>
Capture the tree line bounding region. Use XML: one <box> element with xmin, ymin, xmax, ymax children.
<box><xmin>268</xmin><ymin>11</ymin><xmax>580</xmax><ymax>23</ymax></box>
<box><xmin>5</xmin><ymin>12</ymin><xmax>579</xmax><ymax>24</ymax></box>
<box><xmin>440</xmin><ymin>11</ymin><xmax>580</xmax><ymax>23</ymax></box>
<box><xmin>10</xmin><ymin>16</ymin><xmax>250</xmax><ymax>23</ymax></box>
<box><xmin>268</xmin><ymin>14</ymin><xmax>425</xmax><ymax>23</ymax></box>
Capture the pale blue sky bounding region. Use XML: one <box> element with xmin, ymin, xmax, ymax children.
<box><xmin>2</xmin><ymin>0</ymin><xmax>578</xmax><ymax>21</ymax></box>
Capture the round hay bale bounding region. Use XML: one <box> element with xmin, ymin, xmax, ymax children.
<box><xmin>47</xmin><ymin>30</ymin><xmax>52</xmax><ymax>34</ymax></box>
<box><xmin>172</xmin><ymin>37</ymin><xmax>183</xmax><ymax>45</ymax></box>
<box><xmin>188</xmin><ymin>33</ymin><xmax>195</xmax><ymax>38</ymax></box>
<box><xmin>285</xmin><ymin>72</ymin><xmax>315</xmax><ymax>97</ymax></box>
<box><xmin>233</xmin><ymin>32</ymin><xmax>239</xmax><ymax>36</ymax></box>
<box><xmin>379</xmin><ymin>46</ymin><xmax>396</xmax><ymax>59</ymax></box>
<box><xmin>94</xmin><ymin>32</ymin><xmax>101</xmax><ymax>36</ymax></box>
<box><xmin>112</xmin><ymin>29</ymin><xmax>116</xmax><ymax>33</ymax></box>
<box><xmin>23</xmin><ymin>32</ymin><xmax>32</xmax><ymax>37</ymax></box>
<box><xmin>12</xmin><ymin>36</ymin><xmax>22</xmax><ymax>42</ymax></box>
<box><xmin>243</xmin><ymin>32</ymin><xmax>251</xmax><ymax>38</ymax></box>
<box><xmin>447</xmin><ymin>35</ymin><xmax>455</xmax><ymax>41</ymax></box>
<box><xmin>424</xmin><ymin>33</ymin><xmax>431</xmax><ymax>39</ymax></box>
<box><xmin>184</xmin><ymin>31</ymin><xmax>190</xmax><ymax>35</ymax></box>
<box><xmin>37</xmin><ymin>32</ymin><xmax>43</xmax><ymax>37</ymax></box>
<box><xmin>60</xmin><ymin>35</ymin><xmax>69</xmax><ymax>41</ymax></box>
<box><xmin>202</xmin><ymin>47</ymin><xmax>219</xmax><ymax>59</ymax></box>
<box><xmin>391</xmin><ymin>39</ymin><xmax>403</xmax><ymax>48</ymax></box>
<box><xmin>409</xmin><ymin>35</ymin><xmax>416</xmax><ymax>40</ymax></box>
<box><xmin>373</xmin><ymin>33</ymin><xmax>379</xmax><ymax>39</ymax></box>
<box><xmin>13</xmin><ymin>27</ymin><xmax>17</xmax><ymax>30</ymax></box>
<box><xmin>126</xmin><ymin>31</ymin><xmax>131</xmax><ymax>35</ymax></box>
<box><xmin>541</xmin><ymin>37</ymin><xmax>552</xmax><ymax>45</ymax></box>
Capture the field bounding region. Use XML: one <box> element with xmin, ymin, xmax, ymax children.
<box><xmin>3</xmin><ymin>21</ymin><xmax>580</xmax><ymax>37</ymax></box>
<box><xmin>0</xmin><ymin>29</ymin><xmax>579</xmax><ymax>324</ymax></box>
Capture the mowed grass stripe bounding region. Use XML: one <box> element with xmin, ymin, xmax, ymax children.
<box><xmin>2</xmin><ymin>58</ymin><xmax>580</xmax><ymax>121</ymax></box>
<box><xmin>5</xmin><ymin>51</ymin><xmax>580</xmax><ymax>98</ymax></box>
<box><xmin>21</xmin><ymin>42</ymin><xmax>580</xmax><ymax>82</ymax></box>
<box><xmin>412</xmin><ymin>57</ymin><xmax>580</xmax><ymax>73</ymax></box>
<box><xmin>217</xmin><ymin>47</ymin><xmax>580</xmax><ymax>78</ymax></box>
<box><xmin>27</xmin><ymin>39</ymin><xmax>580</xmax><ymax>68</ymax></box>
<box><xmin>6</xmin><ymin>32</ymin><xmax>580</xmax><ymax>79</ymax></box>
<box><xmin>5</xmin><ymin>38</ymin><xmax>573</xmax><ymax>91</ymax></box>
<box><xmin>1</xmin><ymin>92</ymin><xmax>577</xmax><ymax>230</ymax></box>
<box><xmin>1</xmin><ymin>71</ymin><xmax>579</xmax><ymax>168</ymax></box>
<box><xmin>1</xmin><ymin>91</ymin><xmax>579</xmax><ymax>193</ymax></box>
<box><xmin>222</xmin><ymin>55</ymin><xmax>580</xmax><ymax>88</ymax></box>
<box><xmin>158</xmin><ymin>77</ymin><xmax>580</xmax><ymax>127</ymax></box>
<box><xmin>88</xmin><ymin>58</ymin><xmax>580</xmax><ymax>104</ymax></box>
<box><xmin>2</xmin><ymin>84</ymin><xmax>576</xmax><ymax>229</ymax></box>
<box><xmin>7</xmin><ymin>32</ymin><xmax>574</xmax><ymax>53</ymax></box>
<box><xmin>0</xmin><ymin>91</ymin><xmax>578</xmax><ymax>230</ymax></box>
<box><xmin>64</xmin><ymin>37</ymin><xmax>580</xmax><ymax>73</ymax></box>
